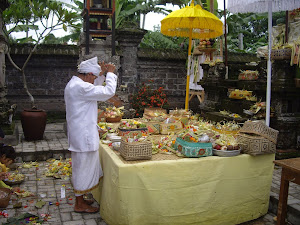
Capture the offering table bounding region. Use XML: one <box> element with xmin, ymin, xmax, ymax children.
<box><xmin>92</xmin><ymin>143</ymin><xmax>275</xmax><ymax>225</ymax></box>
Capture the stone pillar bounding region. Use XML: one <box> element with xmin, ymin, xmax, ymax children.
<box><xmin>0</xmin><ymin>0</ymin><xmax>18</xmax><ymax>145</ymax></box>
<box><xmin>78</xmin><ymin>34</ymin><xmax>120</xmax><ymax>64</ymax></box>
<box><xmin>116</xmin><ymin>28</ymin><xmax>147</xmax><ymax>93</ymax></box>
<box><xmin>0</xmin><ymin>0</ymin><xmax>9</xmax><ymax>99</ymax></box>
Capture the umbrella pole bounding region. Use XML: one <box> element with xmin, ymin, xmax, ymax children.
<box><xmin>185</xmin><ymin>30</ymin><xmax>193</xmax><ymax>111</ymax></box>
<box><xmin>266</xmin><ymin>1</ymin><xmax>272</xmax><ymax>126</ymax></box>
<box><xmin>224</xmin><ymin>0</ymin><xmax>228</xmax><ymax>67</ymax></box>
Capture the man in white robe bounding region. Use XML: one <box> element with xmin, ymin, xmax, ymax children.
<box><xmin>64</xmin><ymin>57</ymin><xmax>117</xmax><ymax>213</ymax></box>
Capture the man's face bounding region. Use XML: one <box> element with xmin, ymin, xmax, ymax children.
<box><xmin>85</xmin><ymin>73</ymin><xmax>98</xmax><ymax>84</ymax></box>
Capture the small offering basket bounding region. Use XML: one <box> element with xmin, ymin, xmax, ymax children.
<box><xmin>0</xmin><ymin>188</ymin><xmax>12</xmax><ymax>208</ymax></box>
<box><xmin>119</xmin><ymin>138</ymin><xmax>152</xmax><ymax>161</ymax></box>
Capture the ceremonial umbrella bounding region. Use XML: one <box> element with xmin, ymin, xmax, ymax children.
<box><xmin>227</xmin><ymin>0</ymin><xmax>300</xmax><ymax>126</ymax></box>
<box><xmin>161</xmin><ymin>0</ymin><xmax>223</xmax><ymax>110</ymax></box>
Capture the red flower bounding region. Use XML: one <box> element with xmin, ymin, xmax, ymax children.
<box><xmin>129</xmin><ymin>82</ymin><xmax>169</xmax><ymax>117</ymax></box>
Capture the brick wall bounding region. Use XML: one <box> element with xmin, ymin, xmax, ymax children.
<box><xmin>4</xmin><ymin>32</ymin><xmax>259</xmax><ymax>116</ymax></box>
<box><xmin>5</xmin><ymin>44</ymin><xmax>79</xmax><ymax>113</ymax></box>
<box><xmin>5</xmin><ymin>41</ymin><xmax>190</xmax><ymax>115</ymax></box>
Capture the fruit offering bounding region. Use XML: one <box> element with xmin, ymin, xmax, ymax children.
<box><xmin>177</xmin><ymin>125</ymin><xmax>213</xmax><ymax>143</ymax></box>
<box><xmin>198</xmin><ymin>38</ymin><xmax>215</xmax><ymax>48</ymax></box>
<box><xmin>97</xmin><ymin>122</ymin><xmax>116</xmax><ymax>133</ymax></box>
<box><xmin>213</xmin><ymin>133</ymin><xmax>240</xmax><ymax>151</ymax></box>
<box><xmin>119</xmin><ymin>119</ymin><xmax>147</xmax><ymax>129</ymax></box>
<box><xmin>5</xmin><ymin>173</ymin><xmax>25</xmax><ymax>182</ymax></box>
<box><xmin>104</xmin><ymin>106</ymin><xmax>124</xmax><ymax>118</ymax></box>
<box><xmin>238</xmin><ymin>70</ymin><xmax>259</xmax><ymax>80</ymax></box>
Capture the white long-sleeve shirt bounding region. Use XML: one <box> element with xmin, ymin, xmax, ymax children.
<box><xmin>64</xmin><ymin>72</ymin><xmax>117</xmax><ymax>152</ymax></box>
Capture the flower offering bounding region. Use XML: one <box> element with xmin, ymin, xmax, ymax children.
<box><xmin>104</xmin><ymin>106</ymin><xmax>124</xmax><ymax>118</ymax></box>
<box><xmin>119</xmin><ymin>119</ymin><xmax>147</xmax><ymax>129</ymax></box>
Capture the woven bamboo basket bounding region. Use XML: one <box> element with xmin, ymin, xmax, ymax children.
<box><xmin>237</xmin><ymin>133</ymin><xmax>276</xmax><ymax>156</ymax></box>
<box><xmin>120</xmin><ymin>138</ymin><xmax>152</xmax><ymax>161</ymax></box>
<box><xmin>270</xmin><ymin>48</ymin><xmax>292</xmax><ymax>60</ymax></box>
<box><xmin>160</xmin><ymin>121</ymin><xmax>183</xmax><ymax>135</ymax></box>
<box><xmin>143</xmin><ymin>108</ymin><xmax>167</xmax><ymax>119</ymax></box>
<box><xmin>0</xmin><ymin>188</ymin><xmax>11</xmax><ymax>208</ymax></box>
<box><xmin>239</xmin><ymin>120</ymin><xmax>279</xmax><ymax>144</ymax></box>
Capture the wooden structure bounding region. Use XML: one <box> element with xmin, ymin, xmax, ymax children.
<box><xmin>189</xmin><ymin>90</ymin><xmax>205</xmax><ymax>104</ymax></box>
<box><xmin>82</xmin><ymin>0</ymin><xmax>115</xmax><ymax>55</ymax></box>
<box><xmin>274</xmin><ymin>158</ymin><xmax>300</xmax><ymax>225</ymax></box>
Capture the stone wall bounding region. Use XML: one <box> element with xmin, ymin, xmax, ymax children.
<box><xmin>4</xmin><ymin>35</ymin><xmax>190</xmax><ymax>116</ymax></box>
<box><xmin>5</xmin><ymin>44</ymin><xmax>79</xmax><ymax>114</ymax></box>
<box><xmin>4</xmin><ymin>31</ymin><xmax>264</xmax><ymax>117</ymax></box>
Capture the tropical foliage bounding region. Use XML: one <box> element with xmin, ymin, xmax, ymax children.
<box><xmin>2</xmin><ymin>0</ymin><xmax>80</xmax><ymax>104</ymax></box>
<box><xmin>140</xmin><ymin>31</ymin><xmax>185</xmax><ymax>49</ymax></box>
<box><xmin>219</xmin><ymin>10</ymin><xmax>286</xmax><ymax>53</ymax></box>
<box><xmin>115</xmin><ymin>0</ymin><xmax>171</xmax><ymax>29</ymax></box>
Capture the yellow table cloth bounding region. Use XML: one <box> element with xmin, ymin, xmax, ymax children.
<box><xmin>92</xmin><ymin>143</ymin><xmax>275</xmax><ymax>225</ymax></box>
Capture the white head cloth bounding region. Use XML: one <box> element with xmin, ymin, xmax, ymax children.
<box><xmin>77</xmin><ymin>57</ymin><xmax>101</xmax><ymax>76</ymax></box>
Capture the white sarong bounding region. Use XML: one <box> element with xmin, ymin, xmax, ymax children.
<box><xmin>71</xmin><ymin>151</ymin><xmax>103</xmax><ymax>195</ymax></box>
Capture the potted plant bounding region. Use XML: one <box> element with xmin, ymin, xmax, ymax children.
<box><xmin>129</xmin><ymin>80</ymin><xmax>169</xmax><ymax>118</ymax></box>
<box><xmin>2</xmin><ymin>0</ymin><xmax>80</xmax><ymax>140</ymax></box>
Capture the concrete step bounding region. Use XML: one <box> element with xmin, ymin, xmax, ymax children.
<box><xmin>13</xmin><ymin>122</ymin><xmax>70</xmax><ymax>162</ymax></box>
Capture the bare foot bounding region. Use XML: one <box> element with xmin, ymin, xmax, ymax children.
<box><xmin>74</xmin><ymin>204</ymin><xmax>99</xmax><ymax>213</ymax></box>
<box><xmin>84</xmin><ymin>199</ymin><xmax>94</xmax><ymax>205</ymax></box>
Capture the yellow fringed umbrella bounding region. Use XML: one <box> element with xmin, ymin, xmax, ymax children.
<box><xmin>161</xmin><ymin>0</ymin><xmax>223</xmax><ymax>110</ymax></box>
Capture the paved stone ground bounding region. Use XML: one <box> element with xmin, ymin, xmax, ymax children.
<box><xmin>0</xmin><ymin>122</ymin><xmax>297</xmax><ymax>225</ymax></box>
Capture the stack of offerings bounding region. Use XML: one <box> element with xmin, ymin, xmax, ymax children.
<box><xmin>143</xmin><ymin>107</ymin><xmax>167</xmax><ymax>120</ymax></box>
<box><xmin>143</xmin><ymin>108</ymin><xmax>167</xmax><ymax>134</ymax></box>
<box><xmin>169</xmin><ymin>109</ymin><xmax>192</xmax><ymax>126</ymax></box>
<box><xmin>160</xmin><ymin>117</ymin><xmax>183</xmax><ymax>135</ymax></box>
<box><xmin>118</xmin><ymin>120</ymin><xmax>148</xmax><ymax>137</ymax></box>
<box><xmin>237</xmin><ymin>120</ymin><xmax>279</xmax><ymax>156</ymax></box>
<box><xmin>173</xmin><ymin>126</ymin><xmax>213</xmax><ymax>157</ymax></box>
<box><xmin>228</xmin><ymin>89</ymin><xmax>253</xmax><ymax>100</ymax></box>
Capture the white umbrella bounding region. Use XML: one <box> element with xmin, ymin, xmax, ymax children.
<box><xmin>227</xmin><ymin>0</ymin><xmax>300</xmax><ymax>126</ymax></box>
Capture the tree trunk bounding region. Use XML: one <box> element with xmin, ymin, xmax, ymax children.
<box><xmin>0</xmin><ymin>11</ymin><xmax>6</xmax><ymax>90</ymax></box>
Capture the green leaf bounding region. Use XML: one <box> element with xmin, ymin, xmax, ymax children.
<box><xmin>63</xmin><ymin>24</ymin><xmax>67</xmax><ymax>32</ymax></box>
<box><xmin>35</xmin><ymin>200</ymin><xmax>46</xmax><ymax>209</ymax></box>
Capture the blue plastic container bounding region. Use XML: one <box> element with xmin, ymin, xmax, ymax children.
<box><xmin>174</xmin><ymin>137</ymin><xmax>213</xmax><ymax>157</ymax></box>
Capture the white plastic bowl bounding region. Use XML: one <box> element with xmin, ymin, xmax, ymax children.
<box><xmin>112</xmin><ymin>142</ymin><xmax>121</xmax><ymax>151</ymax></box>
<box><xmin>111</xmin><ymin>136</ymin><xmax>122</xmax><ymax>143</ymax></box>
<box><xmin>213</xmin><ymin>149</ymin><xmax>241</xmax><ymax>157</ymax></box>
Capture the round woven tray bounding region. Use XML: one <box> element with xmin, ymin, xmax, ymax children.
<box><xmin>105</xmin><ymin>116</ymin><xmax>122</xmax><ymax>123</ymax></box>
<box><xmin>3</xmin><ymin>173</ymin><xmax>25</xmax><ymax>185</ymax></box>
